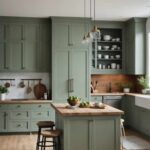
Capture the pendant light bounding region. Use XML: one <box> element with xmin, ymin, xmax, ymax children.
<box><xmin>82</xmin><ymin>0</ymin><xmax>88</xmax><ymax>44</ymax></box>
<box><xmin>86</xmin><ymin>0</ymin><xmax>93</xmax><ymax>41</ymax></box>
<box><xmin>90</xmin><ymin>0</ymin><xmax>100</xmax><ymax>38</ymax></box>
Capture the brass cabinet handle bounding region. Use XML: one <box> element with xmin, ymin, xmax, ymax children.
<box><xmin>68</xmin><ymin>79</ymin><xmax>74</xmax><ymax>92</ymax></box>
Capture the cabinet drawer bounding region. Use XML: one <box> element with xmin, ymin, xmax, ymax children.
<box><xmin>30</xmin><ymin>104</ymin><xmax>50</xmax><ymax>110</ymax></box>
<box><xmin>10</xmin><ymin>111</ymin><xmax>29</xmax><ymax>120</ymax></box>
<box><xmin>30</xmin><ymin>119</ymin><xmax>51</xmax><ymax>131</ymax></box>
<box><xmin>91</xmin><ymin>96</ymin><xmax>102</xmax><ymax>102</ymax></box>
<box><xmin>8</xmin><ymin>104</ymin><xmax>29</xmax><ymax>110</ymax></box>
<box><xmin>8</xmin><ymin>121</ymin><xmax>29</xmax><ymax>132</ymax></box>
<box><xmin>0</xmin><ymin>104</ymin><xmax>8</xmax><ymax>110</ymax></box>
<box><xmin>31</xmin><ymin>111</ymin><xmax>50</xmax><ymax>120</ymax></box>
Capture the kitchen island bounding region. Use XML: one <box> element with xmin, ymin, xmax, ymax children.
<box><xmin>51</xmin><ymin>103</ymin><xmax>124</xmax><ymax>150</ymax></box>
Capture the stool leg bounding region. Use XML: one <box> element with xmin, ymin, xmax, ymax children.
<box><xmin>36</xmin><ymin>127</ymin><xmax>41</xmax><ymax>150</ymax></box>
<box><xmin>41</xmin><ymin>136</ymin><xmax>44</xmax><ymax>150</ymax></box>
<box><xmin>58</xmin><ymin>136</ymin><xmax>61</xmax><ymax>150</ymax></box>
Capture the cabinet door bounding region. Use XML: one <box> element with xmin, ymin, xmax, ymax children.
<box><xmin>23</xmin><ymin>24</ymin><xmax>38</xmax><ymax>71</ymax></box>
<box><xmin>138</xmin><ymin>108</ymin><xmax>150</xmax><ymax>136</ymax></box>
<box><xmin>125</xmin><ymin>18</ymin><xmax>146</xmax><ymax>74</ymax></box>
<box><xmin>64</xmin><ymin>119</ymin><xmax>89</xmax><ymax>150</ymax></box>
<box><xmin>9</xmin><ymin>42</ymin><xmax>23</xmax><ymax>70</ymax></box>
<box><xmin>37</xmin><ymin>23</ymin><xmax>51</xmax><ymax>72</ymax></box>
<box><xmin>52</xmin><ymin>22</ymin><xmax>69</xmax><ymax>49</ymax></box>
<box><xmin>52</xmin><ymin>51</ymin><xmax>69</xmax><ymax>102</ymax></box>
<box><xmin>92</xmin><ymin>118</ymin><xmax>120</xmax><ymax>150</ymax></box>
<box><xmin>69</xmin><ymin>50</ymin><xmax>89</xmax><ymax>99</ymax></box>
<box><xmin>125</xmin><ymin>21</ymin><xmax>135</xmax><ymax>74</ymax></box>
<box><xmin>7</xmin><ymin>23</ymin><xmax>23</xmax><ymax>70</ymax></box>
<box><xmin>0</xmin><ymin>24</ymin><xmax>9</xmax><ymax>70</ymax></box>
<box><xmin>0</xmin><ymin>112</ymin><xmax>7</xmax><ymax>132</ymax></box>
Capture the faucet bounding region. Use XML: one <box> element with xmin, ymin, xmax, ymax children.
<box><xmin>108</xmin><ymin>82</ymin><xmax>112</xmax><ymax>93</ymax></box>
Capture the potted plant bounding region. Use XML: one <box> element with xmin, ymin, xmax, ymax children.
<box><xmin>137</xmin><ymin>76</ymin><xmax>149</xmax><ymax>94</ymax></box>
<box><xmin>0</xmin><ymin>85</ymin><xmax>8</xmax><ymax>101</ymax></box>
<box><xmin>121</xmin><ymin>83</ymin><xmax>132</xmax><ymax>93</ymax></box>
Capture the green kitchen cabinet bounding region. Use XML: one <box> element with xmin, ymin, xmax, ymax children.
<box><xmin>121</xmin><ymin>95</ymin><xmax>138</xmax><ymax>128</ymax></box>
<box><xmin>0</xmin><ymin>17</ymin><xmax>51</xmax><ymax>72</ymax></box>
<box><xmin>37</xmin><ymin>23</ymin><xmax>51</xmax><ymax>72</ymax></box>
<box><xmin>122</xmin><ymin>95</ymin><xmax>150</xmax><ymax>137</ymax></box>
<box><xmin>136</xmin><ymin>106</ymin><xmax>150</xmax><ymax>136</ymax></box>
<box><xmin>56</xmin><ymin>114</ymin><xmax>120</xmax><ymax>150</ymax></box>
<box><xmin>0</xmin><ymin>103</ymin><xmax>52</xmax><ymax>133</ymax></box>
<box><xmin>52</xmin><ymin>17</ymin><xmax>90</xmax><ymax>50</ymax></box>
<box><xmin>52</xmin><ymin>17</ymin><xmax>90</xmax><ymax>102</ymax></box>
<box><xmin>125</xmin><ymin>18</ymin><xmax>146</xmax><ymax>75</ymax></box>
<box><xmin>0</xmin><ymin>104</ymin><xmax>9</xmax><ymax>132</ymax></box>
<box><xmin>91</xmin><ymin>21</ymin><xmax>125</xmax><ymax>74</ymax></box>
<box><xmin>52</xmin><ymin>49</ymin><xmax>90</xmax><ymax>102</ymax></box>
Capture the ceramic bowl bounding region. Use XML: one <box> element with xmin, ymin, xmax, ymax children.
<box><xmin>103</xmin><ymin>35</ymin><xmax>111</xmax><ymax>41</ymax></box>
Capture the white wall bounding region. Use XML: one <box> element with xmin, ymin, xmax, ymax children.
<box><xmin>0</xmin><ymin>73</ymin><xmax>50</xmax><ymax>99</ymax></box>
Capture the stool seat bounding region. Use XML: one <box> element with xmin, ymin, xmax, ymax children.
<box><xmin>37</xmin><ymin>121</ymin><xmax>55</xmax><ymax>128</ymax></box>
<box><xmin>41</xmin><ymin>130</ymin><xmax>62</xmax><ymax>138</ymax></box>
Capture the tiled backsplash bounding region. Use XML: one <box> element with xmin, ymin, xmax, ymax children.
<box><xmin>0</xmin><ymin>73</ymin><xmax>50</xmax><ymax>99</ymax></box>
<box><xmin>91</xmin><ymin>74</ymin><xmax>140</xmax><ymax>93</ymax></box>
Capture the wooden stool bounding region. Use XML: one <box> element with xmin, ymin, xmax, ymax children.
<box><xmin>36</xmin><ymin>121</ymin><xmax>55</xmax><ymax>150</ymax></box>
<box><xmin>41</xmin><ymin>129</ymin><xmax>62</xmax><ymax>150</ymax></box>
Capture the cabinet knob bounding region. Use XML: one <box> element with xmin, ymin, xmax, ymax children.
<box><xmin>38</xmin><ymin>112</ymin><xmax>42</xmax><ymax>115</ymax></box>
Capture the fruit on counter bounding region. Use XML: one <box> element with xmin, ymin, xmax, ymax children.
<box><xmin>67</xmin><ymin>96</ymin><xmax>81</xmax><ymax>106</ymax></box>
<box><xmin>79</xmin><ymin>101</ymin><xmax>90</xmax><ymax>108</ymax></box>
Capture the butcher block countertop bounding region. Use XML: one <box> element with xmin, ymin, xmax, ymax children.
<box><xmin>91</xmin><ymin>92</ymin><xmax>144</xmax><ymax>97</ymax></box>
<box><xmin>51</xmin><ymin>103</ymin><xmax>124</xmax><ymax>117</ymax></box>
<box><xmin>0</xmin><ymin>99</ymin><xmax>52</xmax><ymax>104</ymax></box>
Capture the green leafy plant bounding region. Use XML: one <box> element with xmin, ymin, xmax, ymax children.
<box><xmin>0</xmin><ymin>85</ymin><xmax>8</xmax><ymax>94</ymax></box>
<box><xmin>137</xmin><ymin>76</ymin><xmax>149</xmax><ymax>89</ymax></box>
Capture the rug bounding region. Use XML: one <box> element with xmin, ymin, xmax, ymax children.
<box><xmin>123</xmin><ymin>136</ymin><xmax>150</xmax><ymax>150</ymax></box>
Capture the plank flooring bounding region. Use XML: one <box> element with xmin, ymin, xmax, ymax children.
<box><xmin>0</xmin><ymin>133</ymin><xmax>53</xmax><ymax>150</ymax></box>
<box><xmin>0</xmin><ymin>129</ymin><xmax>149</xmax><ymax>150</ymax></box>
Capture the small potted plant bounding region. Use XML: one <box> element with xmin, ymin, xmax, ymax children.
<box><xmin>0</xmin><ymin>85</ymin><xmax>8</xmax><ymax>101</ymax></box>
<box><xmin>137</xmin><ymin>76</ymin><xmax>149</xmax><ymax>94</ymax></box>
<box><xmin>121</xmin><ymin>83</ymin><xmax>132</xmax><ymax>93</ymax></box>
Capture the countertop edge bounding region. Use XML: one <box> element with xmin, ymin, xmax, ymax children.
<box><xmin>51</xmin><ymin>103</ymin><xmax>124</xmax><ymax>117</ymax></box>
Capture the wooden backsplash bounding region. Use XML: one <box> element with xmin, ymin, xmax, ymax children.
<box><xmin>91</xmin><ymin>74</ymin><xmax>140</xmax><ymax>93</ymax></box>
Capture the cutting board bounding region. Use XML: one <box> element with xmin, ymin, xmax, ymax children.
<box><xmin>34</xmin><ymin>81</ymin><xmax>47</xmax><ymax>99</ymax></box>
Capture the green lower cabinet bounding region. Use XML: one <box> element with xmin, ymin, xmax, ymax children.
<box><xmin>137</xmin><ymin>107</ymin><xmax>150</xmax><ymax>136</ymax></box>
<box><xmin>0</xmin><ymin>103</ymin><xmax>52</xmax><ymax>133</ymax></box>
<box><xmin>56</xmin><ymin>115</ymin><xmax>120</xmax><ymax>150</ymax></box>
<box><xmin>8</xmin><ymin>120</ymin><xmax>29</xmax><ymax>132</ymax></box>
<box><xmin>0</xmin><ymin>111</ymin><xmax>7</xmax><ymax>132</ymax></box>
<box><xmin>122</xmin><ymin>96</ymin><xmax>150</xmax><ymax>137</ymax></box>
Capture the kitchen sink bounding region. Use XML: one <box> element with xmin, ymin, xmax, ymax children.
<box><xmin>135</xmin><ymin>95</ymin><xmax>150</xmax><ymax>110</ymax></box>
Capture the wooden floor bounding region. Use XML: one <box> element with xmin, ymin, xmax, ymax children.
<box><xmin>0</xmin><ymin>133</ymin><xmax>53</xmax><ymax>150</ymax></box>
<box><xmin>0</xmin><ymin>129</ymin><xmax>149</xmax><ymax>150</ymax></box>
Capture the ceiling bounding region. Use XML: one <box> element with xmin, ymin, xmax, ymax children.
<box><xmin>0</xmin><ymin>0</ymin><xmax>150</xmax><ymax>21</ymax></box>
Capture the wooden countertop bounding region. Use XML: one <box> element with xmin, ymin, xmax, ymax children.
<box><xmin>0</xmin><ymin>99</ymin><xmax>52</xmax><ymax>104</ymax></box>
<box><xmin>91</xmin><ymin>92</ymin><xmax>144</xmax><ymax>97</ymax></box>
<box><xmin>91</xmin><ymin>92</ymin><xmax>124</xmax><ymax>96</ymax></box>
<box><xmin>51</xmin><ymin>103</ymin><xmax>124</xmax><ymax>117</ymax></box>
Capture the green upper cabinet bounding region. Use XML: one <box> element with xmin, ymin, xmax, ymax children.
<box><xmin>37</xmin><ymin>23</ymin><xmax>51</xmax><ymax>72</ymax></box>
<box><xmin>52</xmin><ymin>17</ymin><xmax>90</xmax><ymax>102</ymax></box>
<box><xmin>91</xmin><ymin>21</ymin><xmax>125</xmax><ymax>74</ymax></box>
<box><xmin>125</xmin><ymin>18</ymin><xmax>146</xmax><ymax>75</ymax></box>
<box><xmin>0</xmin><ymin>17</ymin><xmax>51</xmax><ymax>72</ymax></box>
<box><xmin>52</xmin><ymin>17</ymin><xmax>90</xmax><ymax>50</ymax></box>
